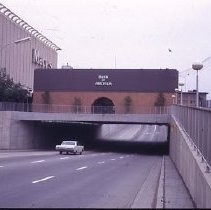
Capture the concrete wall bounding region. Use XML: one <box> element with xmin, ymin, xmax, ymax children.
<box><xmin>0</xmin><ymin>111</ymin><xmax>43</xmax><ymax>149</ymax></box>
<box><xmin>170</xmin><ymin>116</ymin><xmax>211</xmax><ymax>208</ymax></box>
<box><xmin>0</xmin><ymin>112</ymin><xmax>11</xmax><ymax>149</ymax></box>
<box><xmin>0</xmin><ymin>111</ymin><xmax>100</xmax><ymax>150</ymax></box>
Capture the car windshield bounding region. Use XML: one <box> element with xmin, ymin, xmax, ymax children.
<box><xmin>62</xmin><ymin>141</ymin><xmax>76</xmax><ymax>145</ymax></box>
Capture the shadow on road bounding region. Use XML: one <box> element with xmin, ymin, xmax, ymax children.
<box><xmin>88</xmin><ymin>139</ymin><xmax>169</xmax><ymax>155</ymax></box>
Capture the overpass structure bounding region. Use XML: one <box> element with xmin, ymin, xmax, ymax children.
<box><xmin>0</xmin><ymin>102</ymin><xmax>211</xmax><ymax>208</ymax></box>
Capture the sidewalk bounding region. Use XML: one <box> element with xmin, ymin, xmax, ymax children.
<box><xmin>164</xmin><ymin>156</ymin><xmax>195</xmax><ymax>209</ymax></box>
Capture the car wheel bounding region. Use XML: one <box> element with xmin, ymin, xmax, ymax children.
<box><xmin>59</xmin><ymin>151</ymin><xmax>62</xmax><ymax>154</ymax></box>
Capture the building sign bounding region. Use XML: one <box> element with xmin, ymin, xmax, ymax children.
<box><xmin>95</xmin><ymin>75</ymin><xmax>112</xmax><ymax>86</ymax></box>
<box><xmin>32</xmin><ymin>49</ymin><xmax>52</xmax><ymax>69</ymax></box>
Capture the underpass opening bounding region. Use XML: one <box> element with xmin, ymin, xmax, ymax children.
<box><xmin>30</xmin><ymin>121</ymin><xmax>100</xmax><ymax>150</ymax></box>
<box><xmin>22</xmin><ymin>120</ymin><xmax>169</xmax><ymax>155</ymax></box>
<box><xmin>91</xmin><ymin>97</ymin><xmax>115</xmax><ymax>114</ymax></box>
<box><xmin>92</xmin><ymin>123</ymin><xmax>169</xmax><ymax>155</ymax></box>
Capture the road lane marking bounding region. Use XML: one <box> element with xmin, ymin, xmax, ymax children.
<box><xmin>31</xmin><ymin>160</ymin><xmax>45</xmax><ymax>164</ymax></box>
<box><xmin>111</xmin><ymin>159</ymin><xmax>116</xmax><ymax>161</ymax></box>
<box><xmin>97</xmin><ymin>161</ymin><xmax>105</xmax><ymax>164</ymax></box>
<box><xmin>119</xmin><ymin>156</ymin><xmax>124</xmax><ymax>159</ymax></box>
<box><xmin>0</xmin><ymin>166</ymin><xmax>4</xmax><ymax>168</ymax></box>
<box><xmin>32</xmin><ymin>176</ymin><xmax>55</xmax><ymax>184</ymax></box>
<box><xmin>76</xmin><ymin>166</ymin><xmax>87</xmax><ymax>171</ymax></box>
<box><xmin>154</xmin><ymin>125</ymin><xmax>157</xmax><ymax>133</ymax></box>
<box><xmin>60</xmin><ymin>157</ymin><xmax>69</xmax><ymax>160</ymax></box>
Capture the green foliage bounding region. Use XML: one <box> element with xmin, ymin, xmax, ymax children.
<box><xmin>41</xmin><ymin>91</ymin><xmax>50</xmax><ymax>104</ymax></box>
<box><xmin>154</xmin><ymin>92</ymin><xmax>165</xmax><ymax>106</ymax></box>
<box><xmin>73</xmin><ymin>97</ymin><xmax>82</xmax><ymax>113</ymax></box>
<box><xmin>0</xmin><ymin>68</ymin><xmax>29</xmax><ymax>102</ymax></box>
<box><xmin>124</xmin><ymin>96</ymin><xmax>132</xmax><ymax>113</ymax></box>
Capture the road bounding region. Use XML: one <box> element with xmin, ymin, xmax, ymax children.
<box><xmin>100</xmin><ymin>124</ymin><xmax>167</xmax><ymax>142</ymax></box>
<box><xmin>0</xmin><ymin>151</ymin><xmax>162</xmax><ymax>208</ymax></box>
<box><xmin>0</xmin><ymin>124</ymin><xmax>194</xmax><ymax>209</ymax></box>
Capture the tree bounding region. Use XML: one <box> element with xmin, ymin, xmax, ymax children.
<box><xmin>154</xmin><ymin>92</ymin><xmax>165</xmax><ymax>106</ymax></box>
<box><xmin>73</xmin><ymin>97</ymin><xmax>82</xmax><ymax>113</ymax></box>
<box><xmin>41</xmin><ymin>91</ymin><xmax>50</xmax><ymax>104</ymax></box>
<box><xmin>124</xmin><ymin>96</ymin><xmax>132</xmax><ymax>113</ymax></box>
<box><xmin>0</xmin><ymin>68</ymin><xmax>29</xmax><ymax>102</ymax></box>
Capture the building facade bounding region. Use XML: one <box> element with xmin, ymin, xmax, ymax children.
<box><xmin>174</xmin><ymin>90</ymin><xmax>208</xmax><ymax>107</ymax></box>
<box><xmin>0</xmin><ymin>3</ymin><xmax>60</xmax><ymax>90</ymax></box>
<box><xmin>33</xmin><ymin>68</ymin><xmax>178</xmax><ymax>113</ymax></box>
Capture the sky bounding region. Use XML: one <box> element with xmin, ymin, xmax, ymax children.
<box><xmin>1</xmin><ymin>0</ymin><xmax>211</xmax><ymax>98</ymax></box>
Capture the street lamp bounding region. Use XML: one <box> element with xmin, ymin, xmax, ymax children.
<box><xmin>0</xmin><ymin>36</ymin><xmax>31</xmax><ymax>75</ymax></box>
<box><xmin>192</xmin><ymin>62</ymin><xmax>203</xmax><ymax>107</ymax></box>
<box><xmin>175</xmin><ymin>88</ymin><xmax>179</xmax><ymax>104</ymax></box>
<box><xmin>0</xmin><ymin>36</ymin><xmax>31</xmax><ymax>53</ymax></box>
<box><xmin>171</xmin><ymin>94</ymin><xmax>176</xmax><ymax>104</ymax></box>
<box><xmin>14</xmin><ymin>37</ymin><xmax>31</xmax><ymax>44</ymax></box>
<box><xmin>179</xmin><ymin>82</ymin><xmax>184</xmax><ymax>105</ymax></box>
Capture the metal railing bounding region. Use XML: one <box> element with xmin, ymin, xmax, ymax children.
<box><xmin>0</xmin><ymin>102</ymin><xmax>171</xmax><ymax>115</ymax></box>
<box><xmin>171</xmin><ymin>104</ymin><xmax>211</xmax><ymax>170</ymax></box>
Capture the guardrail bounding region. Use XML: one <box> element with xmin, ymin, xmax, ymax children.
<box><xmin>0</xmin><ymin>102</ymin><xmax>171</xmax><ymax>115</ymax></box>
<box><xmin>171</xmin><ymin>105</ymin><xmax>211</xmax><ymax>170</ymax></box>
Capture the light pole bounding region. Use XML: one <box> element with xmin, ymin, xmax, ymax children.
<box><xmin>175</xmin><ymin>88</ymin><xmax>179</xmax><ymax>104</ymax></box>
<box><xmin>0</xmin><ymin>37</ymin><xmax>31</xmax><ymax>52</ymax></box>
<box><xmin>179</xmin><ymin>82</ymin><xmax>184</xmax><ymax>105</ymax></box>
<box><xmin>192</xmin><ymin>62</ymin><xmax>203</xmax><ymax>107</ymax></box>
<box><xmin>171</xmin><ymin>94</ymin><xmax>176</xmax><ymax>104</ymax></box>
<box><xmin>0</xmin><ymin>37</ymin><xmax>31</xmax><ymax>67</ymax></box>
<box><xmin>14</xmin><ymin>37</ymin><xmax>31</xmax><ymax>44</ymax></box>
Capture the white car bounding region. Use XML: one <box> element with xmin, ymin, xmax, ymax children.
<box><xmin>55</xmin><ymin>141</ymin><xmax>84</xmax><ymax>155</ymax></box>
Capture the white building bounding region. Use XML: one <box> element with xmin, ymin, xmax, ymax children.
<box><xmin>0</xmin><ymin>3</ymin><xmax>60</xmax><ymax>90</ymax></box>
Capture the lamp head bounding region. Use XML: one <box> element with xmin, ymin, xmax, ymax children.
<box><xmin>175</xmin><ymin>88</ymin><xmax>179</xmax><ymax>92</ymax></box>
<box><xmin>192</xmin><ymin>62</ymin><xmax>203</xmax><ymax>71</ymax></box>
<box><xmin>179</xmin><ymin>82</ymin><xmax>184</xmax><ymax>87</ymax></box>
<box><xmin>14</xmin><ymin>37</ymin><xmax>31</xmax><ymax>44</ymax></box>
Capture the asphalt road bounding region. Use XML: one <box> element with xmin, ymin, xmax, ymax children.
<box><xmin>0</xmin><ymin>151</ymin><xmax>162</xmax><ymax>208</ymax></box>
<box><xmin>100</xmin><ymin>124</ymin><xmax>167</xmax><ymax>142</ymax></box>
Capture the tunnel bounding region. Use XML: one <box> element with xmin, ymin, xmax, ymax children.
<box><xmin>28</xmin><ymin>121</ymin><xmax>169</xmax><ymax>155</ymax></box>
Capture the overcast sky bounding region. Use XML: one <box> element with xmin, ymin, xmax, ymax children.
<box><xmin>1</xmin><ymin>0</ymin><xmax>211</xmax><ymax>98</ymax></box>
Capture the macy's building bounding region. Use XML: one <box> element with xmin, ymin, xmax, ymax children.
<box><xmin>0</xmin><ymin>3</ymin><xmax>60</xmax><ymax>91</ymax></box>
<box><xmin>33</xmin><ymin>68</ymin><xmax>178</xmax><ymax>113</ymax></box>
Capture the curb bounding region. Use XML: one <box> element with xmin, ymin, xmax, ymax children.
<box><xmin>156</xmin><ymin>155</ymin><xmax>165</xmax><ymax>208</ymax></box>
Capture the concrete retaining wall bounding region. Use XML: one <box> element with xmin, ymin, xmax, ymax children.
<box><xmin>0</xmin><ymin>111</ymin><xmax>50</xmax><ymax>149</ymax></box>
<box><xmin>170</xmin><ymin>116</ymin><xmax>211</xmax><ymax>208</ymax></box>
<box><xmin>0</xmin><ymin>112</ymin><xmax>11</xmax><ymax>149</ymax></box>
<box><xmin>0</xmin><ymin>111</ymin><xmax>100</xmax><ymax>150</ymax></box>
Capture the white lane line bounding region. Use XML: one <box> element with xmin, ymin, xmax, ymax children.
<box><xmin>119</xmin><ymin>156</ymin><xmax>124</xmax><ymax>159</ymax></box>
<box><xmin>0</xmin><ymin>166</ymin><xmax>4</xmax><ymax>168</ymax></box>
<box><xmin>154</xmin><ymin>125</ymin><xmax>157</xmax><ymax>133</ymax></box>
<box><xmin>76</xmin><ymin>166</ymin><xmax>87</xmax><ymax>171</ymax></box>
<box><xmin>110</xmin><ymin>158</ymin><xmax>116</xmax><ymax>161</ymax></box>
<box><xmin>60</xmin><ymin>157</ymin><xmax>69</xmax><ymax>160</ymax></box>
<box><xmin>31</xmin><ymin>160</ymin><xmax>45</xmax><ymax>164</ymax></box>
<box><xmin>32</xmin><ymin>176</ymin><xmax>55</xmax><ymax>184</ymax></box>
<box><xmin>97</xmin><ymin>161</ymin><xmax>105</xmax><ymax>164</ymax></box>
